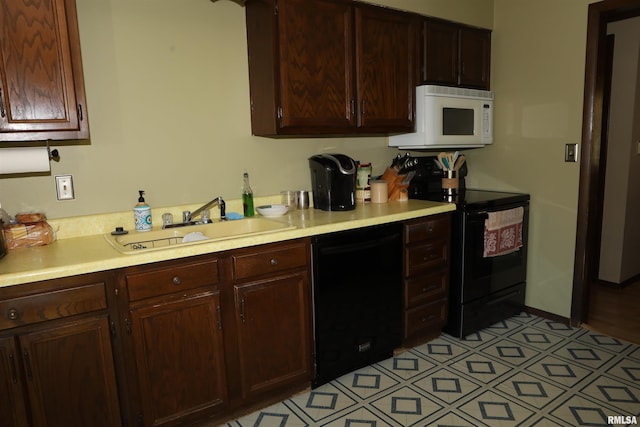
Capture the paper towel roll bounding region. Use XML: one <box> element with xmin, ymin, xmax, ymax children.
<box><xmin>0</xmin><ymin>147</ymin><xmax>51</xmax><ymax>174</ymax></box>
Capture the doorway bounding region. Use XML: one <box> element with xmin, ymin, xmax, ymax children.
<box><xmin>572</xmin><ymin>0</ymin><xmax>640</xmax><ymax>343</ymax></box>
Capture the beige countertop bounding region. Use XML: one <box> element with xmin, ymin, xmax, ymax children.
<box><xmin>0</xmin><ymin>198</ymin><xmax>455</xmax><ymax>288</ymax></box>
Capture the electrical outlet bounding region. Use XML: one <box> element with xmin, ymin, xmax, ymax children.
<box><xmin>55</xmin><ymin>175</ymin><xmax>75</xmax><ymax>200</ymax></box>
<box><xmin>565</xmin><ymin>143</ymin><xmax>579</xmax><ymax>162</ymax></box>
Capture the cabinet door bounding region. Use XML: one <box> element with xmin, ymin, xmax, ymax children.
<box><xmin>458</xmin><ymin>27</ymin><xmax>491</xmax><ymax>89</ymax></box>
<box><xmin>18</xmin><ymin>316</ymin><xmax>121</xmax><ymax>427</ymax></box>
<box><xmin>0</xmin><ymin>0</ymin><xmax>88</xmax><ymax>141</ymax></box>
<box><xmin>234</xmin><ymin>272</ymin><xmax>311</xmax><ymax>399</ymax></box>
<box><xmin>422</xmin><ymin>19</ymin><xmax>459</xmax><ymax>86</ymax></box>
<box><xmin>129</xmin><ymin>292</ymin><xmax>227</xmax><ymax>427</ymax></box>
<box><xmin>277</xmin><ymin>0</ymin><xmax>354</xmax><ymax>131</ymax></box>
<box><xmin>0</xmin><ymin>336</ymin><xmax>28</xmax><ymax>427</ymax></box>
<box><xmin>355</xmin><ymin>6</ymin><xmax>415</xmax><ymax>131</ymax></box>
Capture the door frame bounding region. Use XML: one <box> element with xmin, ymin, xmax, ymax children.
<box><xmin>571</xmin><ymin>0</ymin><xmax>640</xmax><ymax>326</ymax></box>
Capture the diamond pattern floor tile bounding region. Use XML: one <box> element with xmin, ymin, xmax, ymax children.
<box><xmin>223</xmin><ymin>314</ymin><xmax>640</xmax><ymax>427</ymax></box>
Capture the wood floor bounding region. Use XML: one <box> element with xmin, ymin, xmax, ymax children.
<box><xmin>584</xmin><ymin>277</ymin><xmax>640</xmax><ymax>345</ymax></box>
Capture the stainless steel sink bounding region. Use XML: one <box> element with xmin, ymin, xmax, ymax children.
<box><xmin>104</xmin><ymin>218</ymin><xmax>295</xmax><ymax>254</ymax></box>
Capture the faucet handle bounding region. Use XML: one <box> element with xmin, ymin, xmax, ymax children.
<box><xmin>162</xmin><ymin>212</ymin><xmax>174</xmax><ymax>226</ymax></box>
<box><xmin>182</xmin><ymin>211</ymin><xmax>192</xmax><ymax>222</ymax></box>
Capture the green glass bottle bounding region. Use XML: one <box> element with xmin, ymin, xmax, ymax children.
<box><xmin>242</xmin><ymin>171</ymin><xmax>255</xmax><ymax>217</ymax></box>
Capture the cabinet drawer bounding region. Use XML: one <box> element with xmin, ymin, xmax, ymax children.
<box><xmin>404</xmin><ymin>214</ymin><xmax>451</xmax><ymax>244</ymax></box>
<box><xmin>0</xmin><ymin>283</ymin><xmax>107</xmax><ymax>330</ymax></box>
<box><xmin>404</xmin><ymin>299</ymin><xmax>447</xmax><ymax>340</ymax></box>
<box><xmin>404</xmin><ymin>238</ymin><xmax>449</xmax><ymax>276</ymax></box>
<box><xmin>233</xmin><ymin>242</ymin><xmax>307</xmax><ymax>281</ymax></box>
<box><xmin>405</xmin><ymin>272</ymin><xmax>448</xmax><ymax>308</ymax></box>
<box><xmin>126</xmin><ymin>258</ymin><xmax>219</xmax><ymax>302</ymax></box>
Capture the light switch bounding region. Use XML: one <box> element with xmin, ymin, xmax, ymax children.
<box><xmin>55</xmin><ymin>175</ymin><xmax>75</xmax><ymax>200</ymax></box>
<box><xmin>565</xmin><ymin>143</ymin><xmax>578</xmax><ymax>162</ymax></box>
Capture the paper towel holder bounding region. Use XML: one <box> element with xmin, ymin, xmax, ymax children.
<box><xmin>47</xmin><ymin>140</ymin><xmax>60</xmax><ymax>162</ymax></box>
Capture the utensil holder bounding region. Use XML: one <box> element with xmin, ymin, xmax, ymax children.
<box><xmin>442</xmin><ymin>170</ymin><xmax>458</xmax><ymax>196</ymax></box>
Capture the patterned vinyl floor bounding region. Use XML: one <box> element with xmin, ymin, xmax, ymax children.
<box><xmin>222</xmin><ymin>313</ymin><xmax>640</xmax><ymax>426</ymax></box>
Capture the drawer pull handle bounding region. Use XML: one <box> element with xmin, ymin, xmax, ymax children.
<box><xmin>422</xmin><ymin>284</ymin><xmax>438</xmax><ymax>293</ymax></box>
<box><xmin>7</xmin><ymin>308</ymin><xmax>20</xmax><ymax>321</ymax></box>
<box><xmin>172</xmin><ymin>276</ymin><xmax>182</xmax><ymax>285</ymax></box>
<box><xmin>421</xmin><ymin>314</ymin><xmax>436</xmax><ymax>323</ymax></box>
<box><xmin>270</xmin><ymin>258</ymin><xmax>278</xmax><ymax>266</ymax></box>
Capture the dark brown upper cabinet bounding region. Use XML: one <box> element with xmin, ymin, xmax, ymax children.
<box><xmin>422</xmin><ymin>18</ymin><xmax>491</xmax><ymax>90</ymax></box>
<box><xmin>0</xmin><ymin>0</ymin><xmax>89</xmax><ymax>142</ymax></box>
<box><xmin>245</xmin><ymin>0</ymin><xmax>417</xmax><ymax>137</ymax></box>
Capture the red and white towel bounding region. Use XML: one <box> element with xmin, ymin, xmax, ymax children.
<box><xmin>483</xmin><ymin>207</ymin><xmax>524</xmax><ymax>258</ymax></box>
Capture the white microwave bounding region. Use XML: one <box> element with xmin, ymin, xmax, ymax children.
<box><xmin>389</xmin><ymin>85</ymin><xmax>493</xmax><ymax>149</ymax></box>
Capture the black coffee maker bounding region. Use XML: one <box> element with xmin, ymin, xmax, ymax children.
<box><xmin>309</xmin><ymin>154</ymin><xmax>356</xmax><ymax>211</ymax></box>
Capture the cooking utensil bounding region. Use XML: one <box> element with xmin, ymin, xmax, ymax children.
<box><xmin>437</xmin><ymin>152</ymin><xmax>450</xmax><ymax>170</ymax></box>
<box><xmin>446</xmin><ymin>152</ymin><xmax>455</xmax><ymax>169</ymax></box>
<box><xmin>454</xmin><ymin>154</ymin><xmax>466</xmax><ymax>171</ymax></box>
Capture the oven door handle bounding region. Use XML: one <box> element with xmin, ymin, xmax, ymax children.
<box><xmin>468</xmin><ymin>211</ymin><xmax>489</xmax><ymax>221</ymax></box>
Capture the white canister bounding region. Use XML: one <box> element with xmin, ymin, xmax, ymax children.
<box><xmin>370</xmin><ymin>180</ymin><xmax>388</xmax><ymax>203</ymax></box>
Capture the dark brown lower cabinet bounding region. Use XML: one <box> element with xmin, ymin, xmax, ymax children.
<box><xmin>234</xmin><ymin>272</ymin><xmax>312</xmax><ymax>400</ymax></box>
<box><xmin>129</xmin><ymin>291</ymin><xmax>228</xmax><ymax>427</ymax></box>
<box><xmin>0</xmin><ymin>273</ymin><xmax>121</xmax><ymax>427</ymax></box>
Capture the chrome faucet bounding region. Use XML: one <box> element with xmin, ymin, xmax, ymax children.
<box><xmin>163</xmin><ymin>196</ymin><xmax>226</xmax><ymax>229</ymax></box>
<box><xmin>186</xmin><ymin>196</ymin><xmax>226</xmax><ymax>222</ymax></box>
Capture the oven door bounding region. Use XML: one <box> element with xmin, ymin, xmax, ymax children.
<box><xmin>460</xmin><ymin>202</ymin><xmax>529</xmax><ymax>303</ymax></box>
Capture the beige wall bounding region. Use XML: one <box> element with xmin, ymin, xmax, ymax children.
<box><xmin>0</xmin><ymin>0</ymin><xmax>597</xmax><ymax>318</ymax></box>
<box><xmin>462</xmin><ymin>0</ymin><xmax>592</xmax><ymax>317</ymax></box>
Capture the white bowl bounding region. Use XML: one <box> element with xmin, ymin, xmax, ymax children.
<box><xmin>256</xmin><ymin>204</ymin><xmax>288</xmax><ymax>217</ymax></box>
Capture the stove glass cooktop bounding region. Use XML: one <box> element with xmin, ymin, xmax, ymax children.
<box><xmin>418</xmin><ymin>189</ymin><xmax>530</xmax><ymax>210</ymax></box>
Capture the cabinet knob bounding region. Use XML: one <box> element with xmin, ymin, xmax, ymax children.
<box><xmin>270</xmin><ymin>258</ymin><xmax>278</xmax><ymax>266</ymax></box>
<box><xmin>172</xmin><ymin>276</ymin><xmax>182</xmax><ymax>285</ymax></box>
<box><xmin>7</xmin><ymin>308</ymin><xmax>20</xmax><ymax>321</ymax></box>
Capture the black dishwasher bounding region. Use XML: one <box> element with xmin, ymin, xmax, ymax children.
<box><xmin>312</xmin><ymin>222</ymin><xmax>402</xmax><ymax>388</ymax></box>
